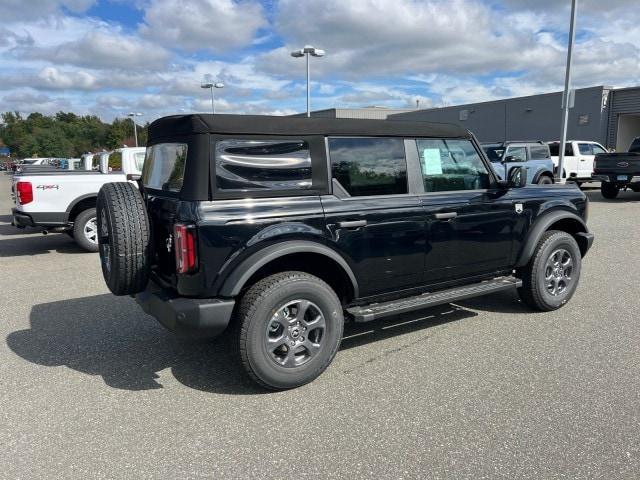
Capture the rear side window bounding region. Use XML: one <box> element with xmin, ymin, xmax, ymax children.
<box><xmin>548</xmin><ymin>143</ymin><xmax>573</xmax><ymax>156</ymax></box>
<box><xmin>530</xmin><ymin>145</ymin><xmax>550</xmax><ymax>160</ymax></box>
<box><xmin>142</xmin><ymin>143</ymin><xmax>187</xmax><ymax>192</ymax></box>
<box><xmin>110</xmin><ymin>151</ymin><xmax>123</xmax><ymax>171</ymax></box>
<box><xmin>216</xmin><ymin>139</ymin><xmax>312</xmax><ymax>191</ymax></box>
<box><xmin>329</xmin><ymin>137</ymin><xmax>407</xmax><ymax>196</ymax></box>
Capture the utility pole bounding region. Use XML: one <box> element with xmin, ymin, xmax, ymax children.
<box><xmin>557</xmin><ymin>0</ymin><xmax>578</xmax><ymax>184</ymax></box>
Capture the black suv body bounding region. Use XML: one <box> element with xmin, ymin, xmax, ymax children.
<box><xmin>97</xmin><ymin>114</ymin><xmax>593</xmax><ymax>389</ymax></box>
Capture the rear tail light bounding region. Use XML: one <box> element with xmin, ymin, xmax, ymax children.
<box><xmin>16</xmin><ymin>181</ymin><xmax>33</xmax><ymax>205</ymax></box>
<box><xmin>174</xmin><ymin>223</ymin><xmax>198</xmax><ymax>274</ymax></box>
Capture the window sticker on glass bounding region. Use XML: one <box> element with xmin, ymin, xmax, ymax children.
<box><xmin>422</xmin><ymin>148</ymin><xmax>443</xmax><ymax>175</ymax></box>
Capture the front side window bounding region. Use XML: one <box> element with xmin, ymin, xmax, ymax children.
<box><xmin>530</xmin><ymin>145</ymin><xmax>551</xmax><ymax>160</ymax></box>
<box><xmin>142</xmin><ymin>143</ymin><xmax>188</xmax><ymax>192</ymax></box>
<box><xmin>578</xmin><ymin>143</ymin><xmax>594</xmax><ymax>155</ymax></box>
<box><xmin>216</xmin><ymin>139</ymin><xmax>311</xmax><ymax>191</ymax></box>
<box><xmin>417</xmin><ymin>139</ymin><xmax>491</xmax><ymax>192</ymax></box>
<box><xmin>329</xmin><ymin>137</ymin><xmax>407</xmax><ymax>196</ymax></box>
<box><xmin>109</xmin><ymin>151</ymin><xmax>123</xmax><ymax>171</ymax></box>
<box><xmin>505</xmin><ymin>146</ymin><xmax>527</xmax><ymax>162</ymax></box>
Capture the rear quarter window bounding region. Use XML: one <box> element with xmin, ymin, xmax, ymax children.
<box><xmin>215</xmin><ymin>139</ymin><xmax>312</xmax><ymax>191</ymax></box>
<box><xmin>142</xmin><ymin>143</ymin><xmax>188</xmax><ymax>192</ymax></box>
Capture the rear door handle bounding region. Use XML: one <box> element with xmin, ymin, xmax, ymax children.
<box><xmin>338</xmin><ymin>220</ymin><xmax>367</xmax><ymax>228</ymax></box>
<box><xmin>435</xmin><ymin>212</ymin><xmax>458</xmax><ymax>220</ymax></box>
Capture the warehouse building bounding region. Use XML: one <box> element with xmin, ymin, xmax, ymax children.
<box><xmin>293</xmin><ymin>106</ymin><xmax>415</xmax><ymax>120</ymax></box>
<box><xmin>389</xmin><ymin>85</ymin><xmax>640</xmax><ymax>151</ymax></box>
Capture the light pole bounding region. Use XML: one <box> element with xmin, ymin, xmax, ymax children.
<box><xmin>291</xmin><ymin>45</ymin><xmax>325</xmax><ymax>117</ymax></box>
<box><xmin>557</xmin><ymin>0</ymin><xmax>578</xmax><ymax>184</ymax></box>
<box><xmin>201</xmin><ymin>80</ymin><xmax>225</xmax><ymax>114</ymax></box>
<box><xmin>127</xmin><ymin>112</ymin><xmax>143</xmax><ymax>147</ymax></box>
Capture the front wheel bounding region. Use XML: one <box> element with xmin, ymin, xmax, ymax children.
<box><xmin>72</xmin><ymin>208</ymin><xmax>99</xmax><ymax>252</ymax></box>
<box><xmin>517</xmin><ymin>230</ymin><xmax>582</xmax><ymax>311</ymax></box>
<box><xmin>237</xmin><ymin>271</ymin><xmax>344</xmax><ymax>390</ymax></box>
<box><xmin>601</xmin><ymin>182</ymin><xmax>620</xmax><ymax>199</ymax></box>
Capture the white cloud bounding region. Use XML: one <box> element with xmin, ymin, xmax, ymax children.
<box><xmin>0</xmin><ymin>0</ymin><xmax>96</xmax><ymax>21</ymax></box>
<box><xmin>140</xmin><ymin>0</ymin><xmax>267</xmax><ymax>53</ymax></box>
<box><xmin>24</xmin><ymin>30</ymin><xmax>171</xmax><ymax>70</ymax></box>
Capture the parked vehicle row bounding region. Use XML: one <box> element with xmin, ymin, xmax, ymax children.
<box><xmin>11</xmin><ymin>147</ymin><xmax>146</xmax><ymax>251</ymax></box>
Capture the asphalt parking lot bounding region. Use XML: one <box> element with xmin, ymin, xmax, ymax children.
<box><xmin>1</xmin><ymin>173</ymin><xmax>639</xmax><ymax>479</ymax></box>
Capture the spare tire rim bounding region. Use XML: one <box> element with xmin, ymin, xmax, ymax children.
<box><xmin>545</xmin><ymin>248</ymin><xmax>573</xmax><ymax>296</ymax></box>
<box><xmin>84</xmin><ymin>217</ymin><xmax>98</xmax><ymax>244</ymax></box>
<box><xmin>265</xmin><ymin>299</ymin><xmax>326</xmax><ymax>368</ymax></box>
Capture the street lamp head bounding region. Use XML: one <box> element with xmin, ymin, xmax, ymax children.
<box><xmin>290</xmin><ymin>49</ymin><xmax>305</xmax><ymax>58</ymax></box>
<box><xmin>127</xmin><ymin>112</ymin><xmax>143</xmax><ymax>117</ymax></box>
<box><xmin>214</xmin><ymin>82</ymin><xmax>225</xmax><ymax>89</ymax></box>
<box><xmin>201</xmin><ymin>82</ymin><xmax>214</xmax><ymax>89</ymax></box>
<box><xmin>310</xmin><ymin>48</ymin><xmax>325</xmax><ymax>57</ymax></box>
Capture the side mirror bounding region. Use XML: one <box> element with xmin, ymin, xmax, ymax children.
<box><xmin>502</xmin><ymin>155</ymin><xmax>520</xmax><ymax>164</ymax></box>
<box><xmin>507</xmin><ymin>166</ymin><xmax>527</xmax><ymax>188</ymax></box>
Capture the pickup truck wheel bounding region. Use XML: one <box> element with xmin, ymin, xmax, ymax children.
<box><xmin>601</xmin><ymin>182</ymin><xmax>620</xmax><ymax>199</ymax></box>
<box><xmin>96</xmin><ymin>182</ymin><xmax>151</xmax><ymax>296</ymax></box>
<box><xmin>72</xmin><ymin>208</ymin><xmax>99</xmax><ymax>252</ymax></box>
<box><xmin>517</xmin><ymin>230</ymin><xmax>581</xmax><ymax>311</ymax></box>
<box><xmin>537</xmin><ymin>175</ymin><xmax>553</xmax><ymax>185</ymax></box>
<box><xmin>237</xmin><ymin>271</ymin><xmax>344</xmax><ymax>390</ymax></box>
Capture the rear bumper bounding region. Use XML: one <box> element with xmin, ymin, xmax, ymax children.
<box><xmin>135</xmin><ymin>282</ymin><xmax>235</xmax><ymax>338</ymax></box>
<box><xmin>11</xmin><ymin>208</ymin><xmax>34</xmax><ymax>228</ymax></box>
<box><xmin>11</xmin><ymin>208</ymin><xmax>69</xmax><ymax>228</ymax></box>
<box><xmin>592</xmin><ymin>174</ymin><xmax>640</xmax><ymax>184</ymax></box>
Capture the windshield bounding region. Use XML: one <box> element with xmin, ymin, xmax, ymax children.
<box><xmin>482</xmin><ymin>145</ymin><xmax>504</xmax><ymax>162</ymax></box>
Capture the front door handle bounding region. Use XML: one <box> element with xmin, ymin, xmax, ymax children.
<box><xmin>338</xmin><ymin>220</ymin><xmax>367</xmax><ymax>229</ymax></box>
<box><xmin>435</xmin><ymin>212</ymin><xmax>458</xmax><ymax>220</ymax></box>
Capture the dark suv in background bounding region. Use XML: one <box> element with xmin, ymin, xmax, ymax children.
<box><xmin>96</xmin><ymin>115</ymin><xmax>593</xmax><ymax>390</ymax></box>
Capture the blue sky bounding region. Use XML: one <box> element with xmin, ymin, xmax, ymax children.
<box><xmin>0</xmin><ymin>0</ymin><xmax>638</xmax><ymax>122</ymax></box>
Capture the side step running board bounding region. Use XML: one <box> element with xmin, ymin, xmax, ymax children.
<box><xmin>346</xmin><ymin>276</ymin><xmax>522</xmax><ymax>322</ymax></box>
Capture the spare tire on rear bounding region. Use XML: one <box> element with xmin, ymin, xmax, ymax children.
<box><xmin>97</xmin><ymin>182</ymin><xmax>151</xmax><ymax>296</ymax></box>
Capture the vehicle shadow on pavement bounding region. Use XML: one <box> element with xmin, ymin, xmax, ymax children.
<box><xmin>0</xmin><ymin>214</ymin><xmax>13</xmax><ymax>223</ymax></box>
<box><xmin>7</xmin><ymin>295</ymin><xmax>481</xmax><ymax>395</ymax></box>
<box><xmin>340</xmin><ymin>304</ymin><xmax>477</xmax><ymax>351</ymax></box>
<box><xmin>0</xmin><ymin>233</ymin><xmax>87</xmax><ymax>256</ymax></box>
<box><xmin>0</xmin><ymin>224</ymin><xmax>44</xmax><ymax>236</ymax></box>
<box><xmin>456</xmin><ymin>290</ymin><xmax>532</xmax><ymax>314</ymax></box>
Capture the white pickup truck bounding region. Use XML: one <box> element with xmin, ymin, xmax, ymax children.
<box><xmin>11</xmin><ymin>147</ymin><xmax>146</xmax><ymax>252</ymax></box>
<box><xmin>547</xmin><ymin>140</ymin><xmax>608</xmax><ymax>185</ymax></box>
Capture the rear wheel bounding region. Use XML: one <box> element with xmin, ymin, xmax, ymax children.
<box><xmin>72</xmin><ymin>208</ymin><xmax>99</xmax><ymax>252</ymax></box>
<box><xmin>237</xmin><ymin>271</ymin><xmax>344</xmax><ymax>390</ymax></box>
<box><xmin>517</xmin><ymin>230</ymin><xmax>581</xmax><ymax>311</ymax></box>
<box><xmin>96</xmin><ymin>182</ymin><xmax>151</xmax><ymax>296</ymax></box>
<box><xmin>537</xmin><ymin>175</ymin><xmax>553</xmax><ymax>185</ymax></box>
<box><xmin>601</xmin><ymin>182</ymin><xmax>620</xmax><ymax>199</ymax></box>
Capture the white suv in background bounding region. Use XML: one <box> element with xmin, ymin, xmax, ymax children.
<box><xmin>547</xmin><ymin>140</ymin><xmax>608</xmax><ymax>185</ymax></box>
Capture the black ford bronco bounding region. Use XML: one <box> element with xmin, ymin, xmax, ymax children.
<box><xmin>96</xmin><ymin>114</ymin><xmax>594</xmax><ymax>390</ymax></box>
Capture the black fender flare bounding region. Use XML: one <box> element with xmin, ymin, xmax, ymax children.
<box><xmin>219</xmin><ymin>240</ymin><xmax>359</xmax><ymax>298</ymax></box>
<box><xmin>66</xmin><ymin>193</ymin><xmax>97</xmax><ymax>215</ymax></box>
<box><xmin>531</xmin><ymin>170</ymin><xmax>554</xmax><ymax>184</ymax></box>
<box><xmin>516</xmin><ymin>210</ymin><xmax>588</xmax><ymax>267</ymax></box>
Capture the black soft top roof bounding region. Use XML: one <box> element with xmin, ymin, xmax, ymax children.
<box><xmin>148</xmin><ymin>114</ymin><xmax>470</xmax><ymax>142</ymax></box>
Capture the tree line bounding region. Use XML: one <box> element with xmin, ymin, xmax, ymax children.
<box><xmin>0</xmin><ymin>111</ymin><xmax>149</xmax><ymax>158</ymax></box>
